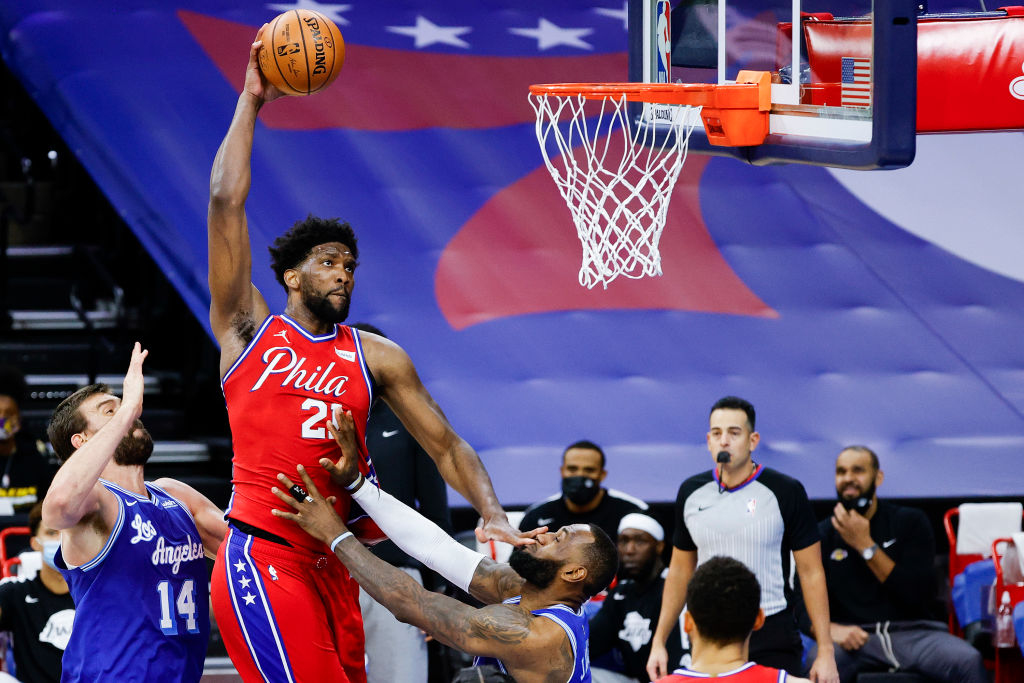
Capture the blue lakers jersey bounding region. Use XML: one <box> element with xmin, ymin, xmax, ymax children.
<box><xmin>56</xmin><ymin>480</ymin><xmax>210</xmax><ymax>682</ymax></box>
<box><xmin>473</xmin><ymin>596</ymin><xmax>591</xmax><ymax>682</ymax></box>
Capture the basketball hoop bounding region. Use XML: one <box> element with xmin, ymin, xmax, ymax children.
<box><xmin>529</xmin><ymin>73</ymin><xmax>771</xmax><ymax>288</ymax></box>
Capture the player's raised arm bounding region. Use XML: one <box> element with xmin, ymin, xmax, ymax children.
<box><xmin>42</xmin><ymin>343</ymin><xmax>148</xmax><ymax>533</ymax></box>
<box><xmin>357</xmin><ymin>333</ymin><xmax>535</xmax><ymax>546</ymax></box>
<box><xmin>207</xmin><ymin>27</ymin><xmax>278</xmax><ymax>353</ymax></box>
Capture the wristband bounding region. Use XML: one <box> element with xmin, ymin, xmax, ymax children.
<box><xmin>330</xmin><ymin>531</ymin><xmax>353</xmax><ymax>553</ymax></box>
<box><xmin>344</xmin><ymin>473</ymin><xmax>365</xmax><ymax>492</ymax></box>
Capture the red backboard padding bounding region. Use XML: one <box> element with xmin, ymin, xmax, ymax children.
<box><xmin>801</xmin><ymin>12</ymin><xmax>1024</xmax><ymax>132</ymax></box>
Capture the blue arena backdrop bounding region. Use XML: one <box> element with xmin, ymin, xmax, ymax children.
<box><xmin>2</xmin><ymin>1</ymin><xmax>1023</xmax><ymax>504</ymax></box>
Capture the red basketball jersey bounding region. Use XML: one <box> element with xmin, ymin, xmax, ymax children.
<box><xmin>661</xmin><ymin>663</ymin><xmax>788</xmax><ymax>682</ymax></box>
<box><xmin>222</xmin><ymin>315</ymin><xmax>384</xmax><ymax>551</ymax></box>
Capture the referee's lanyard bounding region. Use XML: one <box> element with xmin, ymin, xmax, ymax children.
<box><xmin>716</xmin><ymin>462</ymin><xmax>762</xmax><ymax>493</ymax></box>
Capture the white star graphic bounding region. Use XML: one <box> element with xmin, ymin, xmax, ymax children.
<box><xmin>594</xmin><ymin>2</ymin><xmax>628</xmax><ymax>30</ymax></box>
<box><xmin>509</xmin><ymin>18</ymin><xmax>594</xmax><ymax>51</ymax></box>
<box><xmin>266</xmin><ymin>1</ymin><xmax>353</xmax><ymax>26</ymax></box>
<box><xmin>239</xmin><ymin>576</ymin><xmax>252</xmax><ymax>589</ymax></box>
<box><xmin>234</xmin><ymin>560</ymin><xmax>247</xmax><ymax>573</ymax></box>
<box><xmin>243</xmin><ymin>593</ymin><xmax>257</xmax><ymax>606</ymax></box>
<box><xmin>386</xmin><ymin>16</ymin><xmax>471</xmax><ymax>49</ymax></box>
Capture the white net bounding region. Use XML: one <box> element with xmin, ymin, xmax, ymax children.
<box><xmin>529</xmin><ymin>89</ymin><xmax>701</xmax><ymax>289</ymax></box>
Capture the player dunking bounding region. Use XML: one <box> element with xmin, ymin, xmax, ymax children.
<box><xmin>208</xmin><ymin>27</ymin><xmax>532</xmax><ymax>683</ymax></box>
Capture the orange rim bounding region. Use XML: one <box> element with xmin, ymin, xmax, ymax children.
<box><xmin>529</xmin><ymin>72</ymin><xmax>771</xmax><ymax>111</ymax></box>
<box><xmin>530</xmin><ymin>72</ymin><xmax>773</xmax><ymax>147</ymax></box>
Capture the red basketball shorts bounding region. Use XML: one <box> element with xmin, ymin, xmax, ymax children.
<box><xmin>212</xmin><ymin>526</ymin><xmax>367</xmax><ymax>683</ymax></box>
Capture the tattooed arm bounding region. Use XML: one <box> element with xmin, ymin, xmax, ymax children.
<box><xmin>467</xmin><ymin>556</ymin><xmax>525</xmax><ymax>605</ymax></box>
<box><xmin>270</xmin><ymin>468</ymin><xmax>572</xmax><ymax>677</ymax></box>
<box><xmin>337</xmin><ymin>546</ymin><xmax>574</xmax><ymax>678</ymax></box>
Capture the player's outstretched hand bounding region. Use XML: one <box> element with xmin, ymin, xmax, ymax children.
<box><xmin>323</xmin><ymin>406</ymin><xmax>361</xmax><ymax>488</ymax></box>
<box><xmin>475</xmin><ymin>515</ymin><xmax>542</xmax><ymax>547</ymax></box>
<box><xmin>271</xmin><ymin>465</ymin><xmax>346</xmax><ymax>547</ymax></box>
<box><xmin>245</xmin><ymin>25</ymin><xmax>284</xmax><ymax>104</ymax></box>
<box><xmin>121</xmin><ymin>342</ymin><xmax>149</xmax><ymax>421</ymax></box>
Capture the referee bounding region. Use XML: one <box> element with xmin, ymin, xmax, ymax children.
<box><xmin>646</xmin><ymin>396</ymin><xmax>839</xmax><ymax>683</ymax></box>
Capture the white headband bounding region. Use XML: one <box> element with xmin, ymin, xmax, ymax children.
<box><xmin>618</xmin><ymin>513</ymin><xmax>664</xmax><ymax>542</ymax></box>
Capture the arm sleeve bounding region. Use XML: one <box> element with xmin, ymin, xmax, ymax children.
<box><xmin>880</xmin><ymin>507</ymin><xmax>936</xmax><ymax>607</ymax></box>
<box><xmin>351</xmin><ymin>481</ymin><xmax>484</xmax><ymax>593</ymax></box>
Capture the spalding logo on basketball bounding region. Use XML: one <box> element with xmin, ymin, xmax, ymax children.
<box><xmin>258</xmin><ymin>10</ymin><xmax>345</xmax><ymax>96</ymax></box>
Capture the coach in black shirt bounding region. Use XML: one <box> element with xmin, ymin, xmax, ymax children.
<box><xmin>518</xmin><ymin>439</ymin><xmax>648</xmax><ymax>543</ymax></box>
<box><xmin>815</xmin><ymin>446</ymin><xmax>986</xmax><ymax>683</ymax></box>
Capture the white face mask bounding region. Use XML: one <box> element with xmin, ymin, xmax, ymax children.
<box><xmin>41</xmin><ymin>540</ymin><xmax>60</xmax><ymax>570</ymax></box>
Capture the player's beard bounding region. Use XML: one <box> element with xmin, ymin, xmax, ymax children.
<box><xmin>509</xmin><ymin>547</ymin><xmax>561</xmax><ymax>589</ymax></box>
<box><xmin>300</xmin><ymin>277</ymin><xmax>350</xmax><ymax>325</ymax></box>
<box><xmin>838</xmin><ymin>479</ymin><xmax>877</xmax><ymax>504</ymax></box>
<box><xmin>113</xmin><ymin>421</ymin><xmax>154</xmax><ymax>467</ymax></box>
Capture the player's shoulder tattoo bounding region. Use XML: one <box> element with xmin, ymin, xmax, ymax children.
<box><xmin>467</xmin><ymin>603</ymin><xmax>532</xmax><ymax>645</ymax></box>
<box><xmin>472</xmin><ymin>559</ymin><xmax>524</xmax><ymax>602</ymax></box>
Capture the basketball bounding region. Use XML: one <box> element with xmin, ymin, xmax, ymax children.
<box><xmin>258</xmin><ymin>10</ymin><xmax>345</xmax><ymax>96</ymax></box>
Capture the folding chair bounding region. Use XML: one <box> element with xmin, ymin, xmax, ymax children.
<box><xmin>0</xmin><ymin>527</ymin><xmax>30</xmax><ymax>564</ymax></box>
<box><xmin>0</xmin><ymin>557</ymin><xmax>19</xmax><ymax>578</ymax></box>
<box><xmin>944</xmin><ymin>503</ymin><xmax>1024</xmax><ymax>634</ymax></box>
<box><xmin>992</xmin><ymin>534</ymin><xmax>1024</xmax><ymax>683</ymax></box>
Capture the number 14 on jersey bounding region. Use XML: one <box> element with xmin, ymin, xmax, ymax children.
<box><xmin>157</xmin><ymin>579</ymin><xmax>200</xmax><ymax>635</ymax></box>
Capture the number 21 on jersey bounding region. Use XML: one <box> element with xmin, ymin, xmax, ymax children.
<box><xmin>300</xmin><ymin>398</ymin><xmax>345</xmax><ymax>439</ymax></box>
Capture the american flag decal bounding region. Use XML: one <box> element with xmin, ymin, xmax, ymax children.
<box><xmin>841</xmin><ymin>56</ymin><xmax>872</xmax><ymax>108</ymax></box>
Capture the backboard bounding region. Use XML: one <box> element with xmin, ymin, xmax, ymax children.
<box><xmin>630</xmin><ymin>0</ymin><xmax>919</xmax><ymax>169</ymax></box>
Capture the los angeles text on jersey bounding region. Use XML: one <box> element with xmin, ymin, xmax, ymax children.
<box><xmin>250</xmin><ymin>346</ymin><xmax>351</xmax><ymax>396</ymax></box>
<box><xmin>148</xmin><ymin>536</ymin><xmax>205</xmax><ymax>575</ymax></box>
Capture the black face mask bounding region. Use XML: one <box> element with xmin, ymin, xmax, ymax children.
<box><xmin>839</xmin><ymin>480</ymin><xmax>876</xmax><ymax>515</ymax></box>
<box><xmin>562</xmin><ymin>476</ymin><xmax>600</xmax><ymax>506</ymax></box>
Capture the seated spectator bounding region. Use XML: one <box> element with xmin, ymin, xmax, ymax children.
<box><xmin>591</xmin><ymin>513</ymin><xmax>686</xmax><ymax>683</ymax></box>
<box><xmin>519</xmin><ymin>440</ymin><xmax>648</xmax><ymax>542</ymax></box>
<box><xmin>812</xmin><ymin>446</ymin><xmax>987</xmax><ymax>683</ymax></box>
<box><xmin>0</xmin><ymin>367</ymin><xmax>57</xmax><ymax>516</ymax></box>
<box><xmin>0</xmin><ymin>503</ymin><xmax>74</xmax><ymax>682</ymax></box>
<box><xmin>657</xmin><ymin>556</ymin><xmax>810</xmax><ymax>681</ymax></box>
